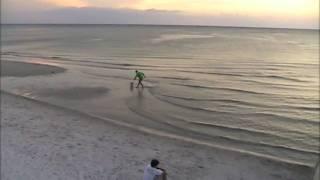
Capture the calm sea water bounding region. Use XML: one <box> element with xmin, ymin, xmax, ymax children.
<box><xmin>1</xmin><ymin>25</ymin><xmax>319</xmax><ymax>166</ymax></box>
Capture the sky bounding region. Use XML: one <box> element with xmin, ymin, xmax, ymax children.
<box><xmin>2</xmin><ymin>0</ymin><xmax>319</xmax><ymax>29</ymax></box>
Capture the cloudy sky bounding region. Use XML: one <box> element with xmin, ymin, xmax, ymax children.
<box><xmin>2</xmin><ymin>0</ymin><xmax>319</xmax><ymax>29</ymax></box>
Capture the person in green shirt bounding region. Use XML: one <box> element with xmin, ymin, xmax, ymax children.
<box><xmin>134</xmin><ymin>70</ymin><xmax>146</xmax><ymax>88</ymax></box>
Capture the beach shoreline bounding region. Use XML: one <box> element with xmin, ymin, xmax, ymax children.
<box><xmin>2</xmin><ymin>92</ymin><xmax>316</xmax><ymax>180</ymax></box>
<box><xmin>1</xmin><ymin>60</ymin><xmax>317</xmax><ymax>179</ymax></box>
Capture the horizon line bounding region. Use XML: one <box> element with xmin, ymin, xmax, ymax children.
<box><xmin>1</xmin><ymin>23</ymin><xmax>319</xmax><ymax>31</ymax></box>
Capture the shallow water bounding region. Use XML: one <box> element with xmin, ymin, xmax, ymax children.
<box><xmin>1</xmin><ymin>25</ymin><xmax>319</xmax><ymax>166</ymax></box>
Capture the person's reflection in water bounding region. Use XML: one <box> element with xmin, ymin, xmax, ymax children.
<box><xmin>130</xmin><ymin>82</ymin><xmax>134</xmax><ymax>92</ymax></box>
<box><xmin>138</xmin><ymin>88</ymin><xmax>144</xmax><ymax>100</ymax></box>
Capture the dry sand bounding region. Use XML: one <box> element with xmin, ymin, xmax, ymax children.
<box><xmin>1</xmin><ymin>60</ymin><xmax>317</xmax><ymax>180</ymax></box>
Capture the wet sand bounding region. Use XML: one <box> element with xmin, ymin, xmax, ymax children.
<box><xmin>1</xmin><ymin>60</ymin><xmax>317</xmax><ymax>180</ymax></box>
<box><xmin>1</xmin><ymin>60</ymin><xmax>66</xmax><ymax>77</ymax></box>
<box><xmin>39</xmin><ymin>86</ymin><xmax>109</xmax><ymax>100</ymax></box>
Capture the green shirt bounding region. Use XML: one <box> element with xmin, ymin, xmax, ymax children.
<box><xmin>136</xmin><ymin>72</ymin><xmax>145</xmax><ymax>80</ymax></box>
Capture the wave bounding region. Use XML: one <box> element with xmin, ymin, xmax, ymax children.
<box><xmin>148</xmin><ymin>89</ymin><xmax>257</xmax><ymax>114</ymax></box>
<box><xmin>249</xmin><ymin>112</ymin><xmax>320</xmax><ymax>124</ymax></box>
<box><xmin>15</xmin><ymin>53</ymin><xmax>139</xmax><ymax>68</ymax></box>
<box><xmin>254</xmin><ymin>75</ymin><xmax>310</xmax><ymax>83</ymax></box>
<box><xmin>0</xmin><ymin>51</ymin><xmax>264</xmax><ymax>76</ymax></box>
<box><xmin>3</xmin><ymin>50</ymin><xmax>318</xmax><ymax>66</ymax></box>
<box><xmin>3</xmin><ymin>52</ymin><xmax>317</xmax><ymax>88</ymax></box>
<box><xmin>1</xmin><ymin>53</ymin><xmax>144</xmax><ymax>72</ymax></box>
<box><xmin>151</xmin><ymin>34</ymin><xmax>216</xmax><ymax>43</ymax></box>
<box><xmin>2</xmin><ymin>52</ymin><xmax>220</xmax><ymax>71</ymax></box>
<box><xmin>172</xmin><ymin>83</ymin><xmax>266</xmax><ymax>95</ymax></box>
<box><xmin>155</xmin><ymin>76</ymin><xmax>191</xmax><ymax>81</ymax></box>
<box><xmin>177</xmin><ymin>69</ymin><xmax>311</xmax><ymax>83</ymax></box>
<box><xmin>126</xmin><ymin>93</ymin><xmax>319</xmax><ymax>165</ymax></box>
<box><xmin>81</xmin><ymin>71</ymin><xmax>131</xmax><ymax>81</ymax></box>
<box><xmin>3</xmin><ymin>51</ymin><xmax>317</xmax><ymax>71</ymax></box>
<box><xmin>241</xmin><ymin>79</ymin><xmax>316</xmax><ymax>89</ymax></box>
<box><xmin>168</xmin><ymin>115</ymin><xmax>319</xmax><ymax>155</ymax></box>
<box><xmin>161</xmin><ymin>94</ymin><xmax>260</xmax><ymax>105</ymax></box>
<box><xmin>151</xmin><ymin>93</ymin><xmax>320</xmax><ymax>127</ymax></box>
<box><xmin>170</xmin><ymin>82</ymin><xmax>318</xmax><ymax>102</ymax></box>
<box><xmin>159</xmin><ymin>94</ymin><xmax>320</xmax><ymax>112</ymax></box>
<box><xmin>178</xmin><ymin>70</ymin><xmax>248</xmax><ymax>77</ymax></box>
<box><xmin>1</xmin><ymin>51</ymin><xmax>215</xmax><ymax>70</ymax></box>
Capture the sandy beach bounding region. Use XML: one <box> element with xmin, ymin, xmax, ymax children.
<box><xmin>1</xmin><ymin>60</ymin><xmax>318</xmax><ymax>180</ymax></box>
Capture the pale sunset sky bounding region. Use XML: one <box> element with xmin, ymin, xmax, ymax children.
<box><xmin>2</xmin><ymin>0</ymin><xmax>319</xmax><ymax>29</ymax></box>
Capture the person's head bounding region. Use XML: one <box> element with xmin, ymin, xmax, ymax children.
<box><xmin>150</xmin><ymin>159</ymin><xmax>159</xmax><ymax>168</ymax></box>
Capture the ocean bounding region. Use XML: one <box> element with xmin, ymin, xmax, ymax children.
<box><xmin>1</xmin><ymin>25</ymin><xmax>319</xmax><ymax>167</ymax></box>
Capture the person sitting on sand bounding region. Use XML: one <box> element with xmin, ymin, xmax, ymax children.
<box><xmin>134</xmin><ymin>70</ymin><xmax>145</xmax><ymax>88</ymax></box>
<box><xmin>143</xmin><ymin>159</ymin><xmax>167</xmax><ymax>180</ymax></box>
